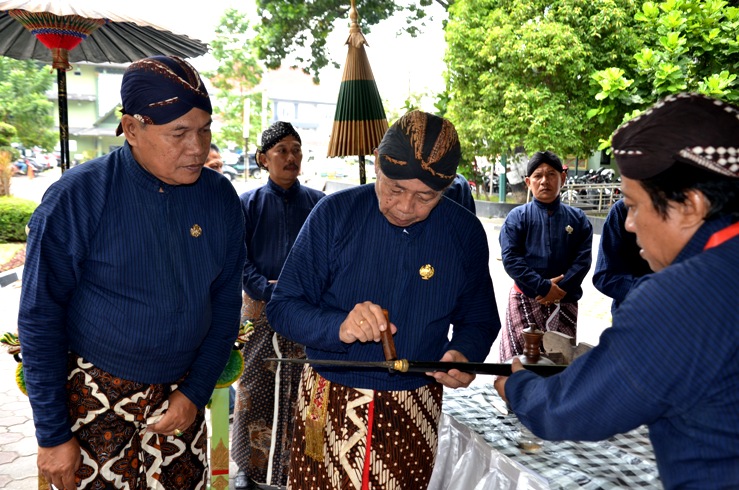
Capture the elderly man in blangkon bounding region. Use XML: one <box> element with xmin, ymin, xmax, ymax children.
<box><xmin>495</xmin><ymin>93</ymin><xmax>739</xmax><ymax>489</ymax></box>
<box><xmin>18</xmin><ymin>56</ymin><xmax>245</xmax><ymax>489</ymax></box>
<box><xmin>267</xmin><ymin>110</ymin><xmax>500</xmax><ymax>489</ymax></box>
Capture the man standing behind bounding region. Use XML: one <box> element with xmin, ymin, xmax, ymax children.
<box><xmin>444</xmin><ymin>173</ymin><xmax>476</xmax><ymax>214</ymax></box>
<box><xmin>593</xmin><ymin>198</ymin><xmax>652</xmax><ymax>313</ymax></box>
<box><xmin>499</xmin><ymin>151</ymin><xmax>592</xmax><ymax>361</ymax></box>
<box><xmin>205</xmin><ymin>142</ymin><xmax>225</xmax><ymax>173</ymax></box>
<box><xmin>18</xmin><ymin>56</ymin><xmax>245</xmax><ymax>489</ymax></box>
<box><xmin>267</xmin><ymin>110</ymin><xmax>499</xmax><ymax>489</ymax></box>
<box><xmin>231</xmin><ymin>121</ymin><xmax>324</xmax><ymax>489</ymax></box>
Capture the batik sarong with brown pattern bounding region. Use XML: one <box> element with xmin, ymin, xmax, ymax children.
<box><xmin>232</xmin><ymin>293</ymin><xmax>305</xmax><ymax>486</ymax></box>
<box><xmin>500</xmin><ymin>286</ymin><xmax>578</xmax><ymax>361</ymax></box>
<box><xmin>286</xmin><ymin>365</ymin><xmax>443</xmax><ymax>490</ymax></box>
<box><xmin>66</xmin><ymin>353</ymin><xmax>208</xmax><ymax>490</ymax></box>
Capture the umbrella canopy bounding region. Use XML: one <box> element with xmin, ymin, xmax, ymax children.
<box><xmin>327</xmin><ymin>0</ymin><xmax>388</xmax><ymax>184</ymax></box>
<box><xmin>0</xmin><ymin>0</ymin><xmax>208</xmax><ymax>171</ymax></box>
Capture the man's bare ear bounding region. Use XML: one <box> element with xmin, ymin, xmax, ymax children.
<box><xmin>681</xmin><ymin>189</ymin><xmax>711</xmax><ymax>227</ymax></box>
<box><xmin>120</xmin><ymin>115</ymin><xmax>142</xmax><ymax>143</ymax></box>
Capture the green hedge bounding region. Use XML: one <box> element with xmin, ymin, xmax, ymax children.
<box><xmin>0</xmin><ymin>196</ymin><xmax>37</xmax><ymax>243</ymax></box>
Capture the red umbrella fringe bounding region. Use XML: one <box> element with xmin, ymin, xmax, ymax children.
<box><xmin>9</xmin><ymin>10</ymin><xmax>105</xmax><ymax>68</ymax></box>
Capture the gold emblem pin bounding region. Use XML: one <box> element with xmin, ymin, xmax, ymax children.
<box><xmin>419</xmin><ymin>264</ymin><xmax>435</xmax><ymax>280</ymax></box>
<box><xmin>565</xmin><ymin>225</ymin><xmax>573</xmax><ymax>234</ymax></box>
<box><xmin>190</xmin><ymin>224</ymin><xmax>202</xmax><ymax>238</ymax></box>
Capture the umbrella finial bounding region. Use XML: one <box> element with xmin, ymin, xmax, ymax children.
<box><xmin>347</xmin><ymin>0</ymin><xmax>367</xmax><ymax>48</ymax></box>
<box><xmin>350</xmin><ymin>0</ymin><xmax>359</xmax><ymax>28</ymax></box>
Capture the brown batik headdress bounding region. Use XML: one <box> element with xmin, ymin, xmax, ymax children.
<box><xmin>378</xmin><ymin>110</ymin><xmax>461</xmax><ymax>191</ymax></box>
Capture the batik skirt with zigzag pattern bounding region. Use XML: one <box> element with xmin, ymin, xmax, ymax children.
<box><xmin>286</xmin><ymin>365</ymin><xmax>442</xmax><ymax>490</ymax></box>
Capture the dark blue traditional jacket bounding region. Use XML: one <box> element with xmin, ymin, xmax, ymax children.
<box><xmin>500</xmin><ymin>197</ymin><xmax>593</xmax><ymax>301</ymax></box>
<box><xmin>267</xmin><ymin>184</ymin><xmax>499</xmax><ymax>391</ymax></box>
<box><xmin>19</xmin><ymin>143</ymin><xmax>245</xmax><ymax>447</ymax></box>
<box><xmin>506</xmin><ymin>216</ymin><xmax>739</xmax><ymax>489</ymax></box>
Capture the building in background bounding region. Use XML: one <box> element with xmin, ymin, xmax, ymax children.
<box><xmin>254</xmin><ymin>67</ymin><xmax>337</xmax><ymax>157</ymax></box>
<box><xmin>49</xmin><ymin>63</ymin><xmax>338</xmax><ymax>169</ymax></box>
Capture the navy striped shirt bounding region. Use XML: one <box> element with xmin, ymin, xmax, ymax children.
<box><xmin>240</xmin><ymin>178</ymin><xmax>324</xmax><ymax>301</ymax></box>
<box><xmin>267</xmin><ymin>184</ymin><xmax>500</xmax><ymax>391</ymax></box>
<box><xmin>593</xmin><ymin>199</ymin><xmax>652</xmax><ymax>312</ymax></box>
<box><xmin>18</xmin><ymin>143</ymin><xmax>245</xmax><ymax>447</ymax></box>
<box><xmin>500</xmin><ymin>197</ymin><xmax>593</xmax><ymax>301</ymax></box>
<box><xmin>506</xmin><ymin>216</ymin><xmax>739</xmax><ymax>488</ymax></box>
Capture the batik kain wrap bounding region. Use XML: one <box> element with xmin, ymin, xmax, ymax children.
<box><xmin>500</xmin><ymin>287</ymin><xmax>578</xmax><ymax>361</ymax></box>
<box><xmin>66</xmin><ymin>353</ymin><xmax>208</xmax><ymax>489</ymax></box>
<box><xmin>287</xmin><ymin>366</ymin><xmax>442</xmax><ymax>490</ymax></box>
<box><xmin>232</xmin><ymin>293</ymin><xmax>305</xmax><ymax>486</ymax></box>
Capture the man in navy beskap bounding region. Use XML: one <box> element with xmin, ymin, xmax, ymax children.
<box><xmin>593</xmin><ymin>198</ymin><xmax>652</xmax><ymax>313</ymax></box>
<box><xmin>18</xmin><ymin>56</ymin><xmax>245</xmax><ymax>489</ymax></box>
<box><xmin>267</xmin><ymin>110</ymin><xmax>499</xmax><ymax>488</ymax></box>
<box><xmin>498</xmin><ymin>150</ymin><xmax>593</xmax><ymax>361</ymax></box>
<box><xmin>496</xmin><ymin>94</ymin><xmax>739</xmax><ymax>489</ymax></box>
<box><xmin>231</xmin><ymin>121</ymin><xmax>324</xmax><ymax>489</ymax></box>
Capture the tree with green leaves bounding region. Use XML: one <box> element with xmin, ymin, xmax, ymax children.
<box><xmin>0</xmin><ymin>121</ymin><xmax>19</xmax><ymax>196</ymax></box>
<box><xmin>251</xmin><ymin>0</ymin><xmax>443</xmax><ymax>82</ymax></box>
<box><xmin>0</xmin><ymin>58</ymin><xmax>56</xmax><ymax>151</ymax></box>
<box><xmin>444</xmin><ymin>0</ymin><xmax>643</xmax><ymax>166</ymax></box>
<box><xmin>205</xmin><ymin>9</ymin><xmax>264</xmax><ymax>152</ymax></box>
<box><xmin>589</xmin><ymin>0</ymin><xmax>739</xmax><ymax>145</ymax></box>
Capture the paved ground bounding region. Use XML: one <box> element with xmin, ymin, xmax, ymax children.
<box><xmin>0</xmin><ymin>169</ymin><xmax>612</xmax><ymax>488</ymax></box>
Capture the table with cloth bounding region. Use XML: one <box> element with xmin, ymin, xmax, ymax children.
<box><xmin>429</xmin><ymin>384</ymin><xmax>661</xmax><ymax>490</ymax></box>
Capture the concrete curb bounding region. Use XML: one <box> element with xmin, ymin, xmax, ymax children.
<box><xmin>0</xmin><ymin>266</ymin><xmax>22</xmax><ymax>288</ymax></box>
<box><xmin>0</xmin><ymin>271</ymin><xmax>19</xmax><ymax>288</ymax></box>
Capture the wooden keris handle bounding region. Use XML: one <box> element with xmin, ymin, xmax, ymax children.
<box><xmin>380</xmin><ymin>309</ymin><xmax>397</xmax><ymax>361</ymax></box>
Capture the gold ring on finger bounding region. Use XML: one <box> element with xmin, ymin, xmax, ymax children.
<box><xmin>174</xmin><ymin>428</ymin><xmax>184</xmax><ymax>437</ymax></box>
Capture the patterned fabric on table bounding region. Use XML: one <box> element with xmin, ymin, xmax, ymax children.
<box><xmin>442</xmin><ymin>385</ymin><xmax>661</xmax><ymax>489</ymax></box>
<box><xmin>287</xmin><ymin>365</ymin><xmax>443</xmax><ymax>490</ymax></box>
<box><xmin>67</xmin><ymin>353</ymin><xmax>208</xmax><ymax>490</ymax></box>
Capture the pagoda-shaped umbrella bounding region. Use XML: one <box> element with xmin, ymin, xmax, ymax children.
<box><xmin>327</xmin><ymin>0</ymin><xmax>388</xmax><ymax>184</ymax></box>
<box><xmin>0</xmin><ymin>1</ymin><xmax>208</xmax><ymax>172</ymax></box>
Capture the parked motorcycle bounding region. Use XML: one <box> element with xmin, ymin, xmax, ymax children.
<box><xmin>561</xmin><ymin>167</ymin><xmax>616</xmax><ymax>207</ymax></box>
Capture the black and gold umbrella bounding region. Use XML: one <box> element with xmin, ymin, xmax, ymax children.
<box><xmin>327</xmin><ymin>0</ymin><xmax>388</xmax><ymax>184</ymax></box>
<box><xmin>0</xmin><ymin>1</ymin><xmax>208</xmax><ymax>172</ymax></box>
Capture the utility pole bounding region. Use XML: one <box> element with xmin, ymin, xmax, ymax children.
<box><xmin>498</xmin><ymin>153</ymin><xmax>507</xmax><ymax>203</ymax></box>
<box><xmin>243</xmin><ymin>97</ymin><xmax>250</xmax><ymax>182</ymax></box>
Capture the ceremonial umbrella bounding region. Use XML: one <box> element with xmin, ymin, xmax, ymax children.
<box><xmin>327</xmin><ymin>0</ymin><xmax>388</xmax><ymax>184</ymax></box>
<box><xmin>0</xmin><ymin>1</ymin><xmax>208</xmax><ymax>172</ymax></box>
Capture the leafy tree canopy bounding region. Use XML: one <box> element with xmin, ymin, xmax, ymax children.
<box><xmin>252</xmin><ymin>0</ymin><xmax>443</xmax><ymax>81</ymax></box>
<box><xmin>444</xmin><ymin>0</ymin><xmax>643</xmax><ymax>163</ymax></box>
<box><xmin>589</xmin><ymin>0</ymin><xmax>739</xmax><ymax>146</ymax></box>
<box><xmin>205</xmin><ymin>9</ymin><xmax>264</xmax><ymax>151</ymax></box>
<box><xmin>0</xmin><ymin>58</ymin><xmax>56</xmax><ymax>151</ymax></box>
